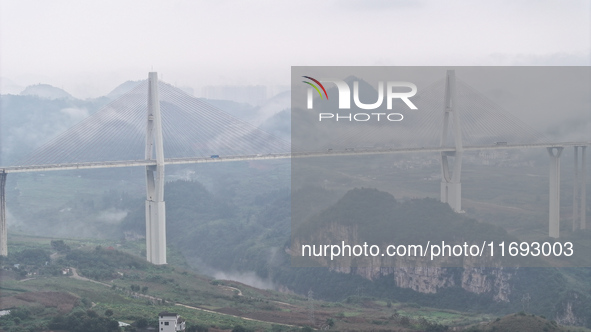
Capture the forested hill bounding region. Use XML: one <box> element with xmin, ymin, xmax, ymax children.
<box><xmin>293</xmin><ymin>187</ymin><xmax>512</xmax><ymax>254</ymax></box>
<box><xmin>121</xmin><ymin>182</ymin><xmax>591</xmax><ymax>327</ymax></box>
<box><xmin>121</xmin><ymin>179</ymin><xmax>292</xmax><ymax>274</ymax></box>
<box><xmin>0</xmin><ymin>94</ymin><xmax>108</xmax><ymax>165</ymax></box>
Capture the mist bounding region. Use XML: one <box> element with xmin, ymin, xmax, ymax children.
<box><xmin>212</xmin><ymin>271</ymin><xmax>276</xmax><ymax>291</ymax></box>
<box><xmin>1</xmin><ymin>1</ymin><xmax>589</xmax><ymax>99</ymax></box>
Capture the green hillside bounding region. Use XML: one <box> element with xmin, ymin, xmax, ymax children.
<box><xmin>4</xmin><ymin>172</ymin><xmax>591</xmax><ymax>330</ymax></box>
<box><xmin>118</xmin><ymin>181</ymin><xmax>591</xmax><ymax>327</ymax></box>
<box><xmin>465</xmin><ymin>312</ymin><xmax>590</xmax><ymax>332</ymax></box>
<box><xmin>1</xmin><ymin>236</ymin><xmax>548</xmax><ymax>332</ymax></box>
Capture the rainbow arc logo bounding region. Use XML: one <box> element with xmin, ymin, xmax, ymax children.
<box><xmin>302</xmin><ymin>76</ymin><xmax>328</xmax><ymax>100</ymax></box>
<box><xmin>301</xmin><ymin>76</ymin><xmax>417</xmax><ymax>121</ymax></box>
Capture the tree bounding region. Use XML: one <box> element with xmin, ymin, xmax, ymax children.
<box><xmin>187</xmin><ymin>325</ymin><xmax>209</xmax><ymax>332</ymax></box>
<box><xmin>104</xmin><ymin>309</ymin><xmax>114</xmax><ymax>317</ymax></box>
<box><xmin>51</xmin><ymin>240</ymin><xmax>71</xmax><ymax>253</ymax></box>
<box><xmin>107</xmin><ymin>320</ymin><xmax>120</xmax><ymax>330</ymax></box>
<box><xmin>232</xmin><ymin>325</ymin><xmax>249</xmax><ymax>332</ymax></box>
<box><xmin>135</xmin><ymin>318</ymin><xmax>148</xmax><ymax>328</ymax></box>
<box><xmin>48</xmin><ymin>310</ymin><xmax>121</xmax><ymax>332</ymax></box>
<box><xmin>400</xmin><ymin>316</ymin><xmax>410</xmax><ymax>326</ymax></box>
<box><xmin>80</xmin><ymin>298</ymin><xmax>92</xmax><ymax>308</ymax></box>
<box><xmin>141</xmin><ymin>286</ymin><xmax>148</xmax><ymax>294</ymax></box>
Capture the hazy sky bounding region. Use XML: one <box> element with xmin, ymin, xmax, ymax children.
<box><xmin>1</xmin><ymin>0</ymin><xmax>590</xmax><ymax>98</ymax></box>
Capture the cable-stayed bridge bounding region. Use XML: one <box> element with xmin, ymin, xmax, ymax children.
<box><xmin>0</xmin><ymin>71</ymin><xmax>588</xmax><ymax>264</ymax></box>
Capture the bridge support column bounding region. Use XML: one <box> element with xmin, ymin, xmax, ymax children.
<box><xmin>439</xmin><ymin>70</ymin><xmax>464</xmax><ymax>213</ymax></box>
<box><xmin>547</xmin><ymin>147</ymin><xmax>563</xmax><ymax>238</ymax></box>
<box><xmin>582</xmin><ymin>146</ymin><xmax>587</xmax><ymax>230</ymax></box>
<box><xmin>573</xmin><ymin>146</ymin><xmax>587</xmax><ymax>230</ymax></box>
<box><xmin>145</xmin><ymin>72</ymin><xmax>166</xmax><ymax>265</ymax></box>
<box><xmin>441</xmin><ymin>152</ymin><xmax>462</xmax><ymax>212</ymax></box>
<box><xmin>573</xmin><ymin>147</ymin><xmax>578</xmax><ymax>231</ymax></box>
<box><xmin>0</xmin><ymin>170</ymin><xmax>6</xmax><ymax>256</ymax></box>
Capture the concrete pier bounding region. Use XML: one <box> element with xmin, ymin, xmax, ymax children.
<box><xmin>145</xmin><ymin>72</ymin><xmax>167</xmax><ymax>265</ymax></box>
<box><xmin>547</xmin><ymin>147</ymin><xmax>563</xmax><ymax>238</ymax></box>
<box><xmin>440</xmin><ymin>70</ymin><xmax>464</xmax><ymax>213</ymax></box>
<box><xmin>573</xmin><ymin>146</ymin><xmax>587</xmax><ymax>231</ymax></box>
<box><xmin>0</xmin><ymin>171</ymin><xmax>7</xmax><ymax>256</ymax></box>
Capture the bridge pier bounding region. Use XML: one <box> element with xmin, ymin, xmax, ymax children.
<box><xmin>441</xmin><ymin>152</ymin><xmax>462</xmax><ymax>213</ymax></box>
<box><xmin>547</xmin><ymin>147</ymin><xmax>563</xmax><ymax>238</ymax></box>
<box><xmin>439</xmin><ymin>70</ymin><xmax>464</xmax><ymax>213</ymax></box>
<box><xmin>145</xmin><ymin>72</ymin><xmax>167</xmax><ymax>265</ymax></box>
<box><xmin>0</xmin><ymin>170</ymin><xmax>6</xmax><ymax>256</ymax></box>
<box><xmin>573</xmin><ymin>146</ymin><xmax>587</xmax><ymax>230</ymax></box>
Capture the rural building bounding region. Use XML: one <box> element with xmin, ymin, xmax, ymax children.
<box><xmin>158</xmin><ymin>312</ymin><xmax>185</xmax><ymax>331</ymax></box>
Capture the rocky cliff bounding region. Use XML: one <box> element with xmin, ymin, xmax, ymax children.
<box><xmin>294</xmin><ymin>222</ymin><xmax>514</xmax><ymax>302</ymax></box>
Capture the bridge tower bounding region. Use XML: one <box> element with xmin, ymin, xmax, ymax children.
<box><xmin>573</xmin><ymin>146</ymin><xmax>587</xmax><ymax>231</ymax></box>
<box><xmin>440</xmin><ymin>70</ymin><xmax>463</xmax><ymax>213</ymax></box>
<box><xmin>0</xmin><ymin>170</ymin><xmax>6</xmax><ymax>256</ymax></box>
<box><xmin>145</xmin><ymin>72</ymin><xmax>167</xmax><ymax>264</ymax></box>
<box><xmin>547</xmin><ymin>147</ymin><xmax>563</xmax><ymax>238</ymax></box>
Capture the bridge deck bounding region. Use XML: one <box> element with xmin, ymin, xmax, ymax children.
<box><xmin>1</xmin><ymin>142</ymin><xmax>589</xmax><ymax>173</ymax></box>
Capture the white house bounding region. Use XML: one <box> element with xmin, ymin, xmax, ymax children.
<box><xmin>158</xmin><ymin>312</ymin><xmax>185</xmax><ymax>332</ymax></box>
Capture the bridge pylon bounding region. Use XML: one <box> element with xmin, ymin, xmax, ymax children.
<box><xmin>145</xmin><ymin>72</ymin><xmax>167</xmax><ymax>265</ymax></box>
<box><xmin>573</xmin><ymin>146</ymin><xmax>587</xmax><ymax>231</ymax></box>
<box><xmin>439</xmin><ymin>70</ymin><xmax>463</xmax><ymax>213</ymax></box>
<box><xmin>547</xmin><ymin>147</ymin><xmax>563</xmax><ymax>238</ymax></box>
<box><xmin>0</xmin><ymin>170</ymin><xmax>6</xmax><ymax>256</ymax></box>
